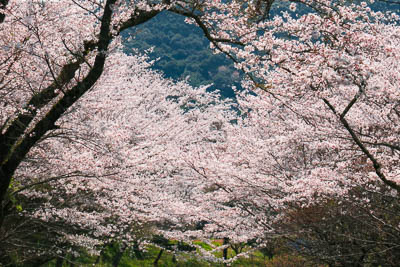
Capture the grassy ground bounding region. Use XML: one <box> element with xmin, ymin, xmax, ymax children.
<box><xmin>43</xmin><ymin>240</ymin><xmax>316</xmax><ymax>267</ymax></box>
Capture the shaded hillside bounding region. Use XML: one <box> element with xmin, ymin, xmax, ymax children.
<box><xmin>123</xmin><ymin>11</ymin><xmax>241</xmax><ymax>98</ymax></box>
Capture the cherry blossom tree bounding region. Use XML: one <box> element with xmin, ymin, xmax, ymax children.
<box><xmin>0</xmin><ymin>0</ymin><xmax>240</xmax><ymax>226</ymax></box>
<box><xmin>0</xmin><ymin>0</ymin><xmax>169</xmax><ymax>213</ymax></box>
<box><xmin>0</xmin><ymin>0</ymin><xmax>236</xmax><ymax>263</ymax></box>
<box><xmin>1</xmin><ymin>47</ymin><xmax>236</xmax><ymax>264</ymax></box>
<box><xmin>175</xmin><ymin>0</ymin><xmax>400</xmax><ymax>264</ymax></box>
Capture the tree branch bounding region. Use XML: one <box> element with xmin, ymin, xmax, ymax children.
<box><xmin>323</xmin><ymin>98</ymin><xmax>400</xmax><ymax>192</ymax></box>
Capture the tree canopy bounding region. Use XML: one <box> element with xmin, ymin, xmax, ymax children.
<box><xmin>1</xmin><ymin>0</ymin><xmax>400</xmax><ymax>266</ymax></box>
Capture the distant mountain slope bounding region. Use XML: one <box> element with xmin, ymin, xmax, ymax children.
<box><xmin>122</xmin><ymin>11</ymin><xmax>241</xmax><ymax>98</ymax></box>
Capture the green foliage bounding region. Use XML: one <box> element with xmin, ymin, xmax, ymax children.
<box><xmin>6</xmin><ymin>178</ymin><xmax>24</xmax><ymax>212</ymax></box>
<box><xmin>264</xmin><ymin>254</ymin><xmax>316</xmax><ymax>267</ymax></box>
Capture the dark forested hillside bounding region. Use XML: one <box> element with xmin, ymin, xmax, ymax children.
<box><xmin>122</xmin><ymin>11</ymin><xmax>241</xmax><ymax>98</ymax></box>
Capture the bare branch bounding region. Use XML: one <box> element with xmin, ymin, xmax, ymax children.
<box><xmin>323</xmin><ymin>98</ymin><xmax>400</xmax><ymax>192</ymax></box>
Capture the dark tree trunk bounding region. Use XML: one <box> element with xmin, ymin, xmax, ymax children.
<box><xmin>55</xmin><ymin>258</ymin><xmax>64</xmax><ymax>267</ymax></box>
<box><xmin>133</xmin><ymin>242</ymin><xmax>144</xmax><ymax>260</ymax></box>
<box><xmin>112</xmin><ymin>244</ymin><xmax>127</xmax><ymax>267</ymax></box>
<box><xmin>55</xmin><ymin>254</ymin><xmax>65</xmax><ymax>267</ymax></box>
<box><xmin>223</xmin><ymin>237</ymin><xmax>229</xmax><ymax>260</ymax></box>
<box><xmin>153</xmin><ymin>249</ymin><xmax>164</xmax><ymax>266</ymax></box>
<box><xmin>69</xmin><ymin>255</ymin><xmax>75</xmax><ymax>267</ymax></box>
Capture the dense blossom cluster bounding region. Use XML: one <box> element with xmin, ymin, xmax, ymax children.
<box><xmin>14</xmin><ymin>51</ymin><xmax>233</xmax><ymax>254</ymax></box>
